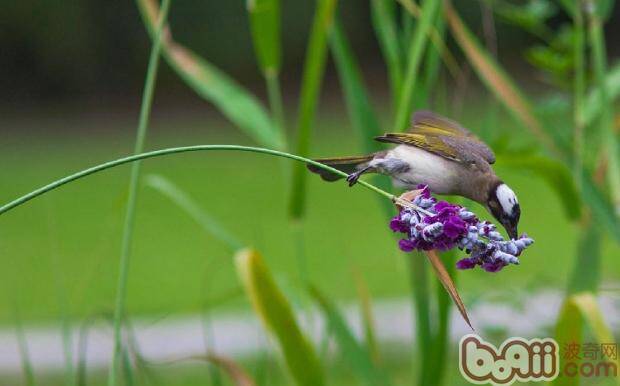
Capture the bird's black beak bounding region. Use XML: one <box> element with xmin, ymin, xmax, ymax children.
<box><xmin>502</xmin><ymin>220</ymin><xmax>518</xmax><ymax>240</ymax></box>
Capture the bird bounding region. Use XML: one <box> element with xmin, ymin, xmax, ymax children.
<box><xmin>307</xmin><ymin>110</ymin><xmax>521</xmax><ymax>239</ymax></box>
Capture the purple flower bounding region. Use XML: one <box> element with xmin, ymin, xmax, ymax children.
<box><xmin>456</xmin><ymin>257</ymin><xmax>477</xmax><ymax>270</ymax></box>
<box><xmin>389</xmin><ymin>185</ymin><xmax>534</xmax><ymax>273</ymax></box>
<box><xmin>482</xmin><ymin>260</ymin><xmax>508</xmax><ymax>273</ymax></box>
<box><xmin>398</xmin><ymin>239</ymin><xmax>415</xmax><ymax>252</ymax></box>
<box><xmin>390</xmin><ymin>217</ymin><xmax>409</xmax><ymax>233</ymax></box>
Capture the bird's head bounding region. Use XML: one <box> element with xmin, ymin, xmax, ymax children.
<box><xmin>486</xmin><ymin>182</ymin><xmax>520</xmax><ymax>239</ymax></box>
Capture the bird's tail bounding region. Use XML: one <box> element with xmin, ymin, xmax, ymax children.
<box><xmin>306</xmin><ymin>155</ymin><xmax>374</xmax><ymax>182</ymax></box>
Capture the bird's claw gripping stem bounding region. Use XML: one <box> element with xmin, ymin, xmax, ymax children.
<box><xmin>346</xmin><ymin>172</ymin><xmax>362</xmax><ymax>187</ymax></box>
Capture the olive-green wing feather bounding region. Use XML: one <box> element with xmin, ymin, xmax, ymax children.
<box><xmin>409</xmin><ymin>110</ymin><xmax>475</xmax><ymax>137</ymax></box>
<box><xmin>408</xmin><ymin>110</ymin><xmax>496</xmax><ymax>164</ymax></box>
<box><xmin>374</xmin><ymin>133</ymin><xmax>461</xmax><ymax>161</ymax></box>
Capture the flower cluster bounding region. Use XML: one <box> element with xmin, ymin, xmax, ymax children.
<box><xmin>389</xmin><ymin>185</ymin><xmax>534</xmax><ymax>273</ymax></box>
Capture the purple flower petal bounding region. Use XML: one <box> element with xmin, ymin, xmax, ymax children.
<box><xmin>481</xmin><ymin>260</ymin><xmax>507</xmax><ymax>273</ymax></box>
<box><xmin>398</xmin><ymin>239</ymin><xmax>415</xmax><ymax>252</ymax></box>
<box><xmin>456</xmin><ymin>258</ymin><xmax>477</xmax><ymax>270</ymax></box>
<box><xmin>389</xmin><ymin>217</ymin><xmax>408</xmax><ymax>233</ymax></box>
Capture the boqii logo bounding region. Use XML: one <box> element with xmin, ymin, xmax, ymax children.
<box><xmin>459</xmin><ymin>334</ymin><xmax>559</xmax><ymax>385</ymax></box>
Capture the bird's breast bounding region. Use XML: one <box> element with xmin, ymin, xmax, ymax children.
<box><xmin>386</xmin><ymin>145</ymin><xmax>462</xmax><ymax>194</ymax></box>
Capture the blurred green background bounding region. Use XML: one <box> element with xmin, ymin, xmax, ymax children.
<box><xmin>2</xmin><ymin>1</ymin><xmax>620</xmax><ymax>386</ymax></box>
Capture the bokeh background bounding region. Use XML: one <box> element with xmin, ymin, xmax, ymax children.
<box><xmin>1</xmin><ymin>1</ymin><xmax>620</xmax><ymax>385</ymax></box>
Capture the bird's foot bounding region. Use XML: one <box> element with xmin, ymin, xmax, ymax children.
<box><xmin>346</xmin><ymin>172</ymin><xmax>361</xmax><ymax>187</ymax></box>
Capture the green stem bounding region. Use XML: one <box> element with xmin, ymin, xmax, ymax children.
<box><xmin>573</xmin><ymin>6</ymin><xmax>585</xmax><ymax>193</ymax></box>
<box><xmin>588</xmin><ymin>7</ymin><xmax>620</xmax><ymax>214</ymax></box>
<box><xmin>265</xmin><ymin>70</ymin><xmax>287</xmax><ymax>150</ymax></box>
<box><xmin>108</xmin><ymin>0</ymin><xmax>170</xmax><ymax>384</ymax></box>
<box><xmin>14</xmin><ymin>304</ymin><xmax>36</xmax><ymax>386</ymax></box>
<box><xmin>289</xmin><ymin>0</ymin><xmax>338</xmax><ymax>219</ymax></box>
<box><xmin>409</xmin><ymin>256</ymin><xmax>431</xmax><ymax>386</ymax></box>
<box><xmin>393</xmin><ymin>0</ymin><xmax>441</xmax><ymax>132</ymax></box>
<box><xmin>0</xmin><ymin>145</ymin><xmax>399</xmax><ymax>217</ymax></box>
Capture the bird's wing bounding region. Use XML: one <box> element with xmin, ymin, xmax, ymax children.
<box><xmin>374</xmin><ymin>132</ymin><xmax>461</xmax><ymax>161</ymax></box>
<box><xmin>407</xmin><ymin>110</ymin><xmax>496</xmax><ymax>164</ymax></box>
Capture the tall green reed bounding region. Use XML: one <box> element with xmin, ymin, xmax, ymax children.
<box><xmin>13</xmin><ymin>303</ymin><xmax>36</xmax><ymax>386</ymax></box>
<box><xmin>108</xmin><ymin>0</ymin><xmax>170</xmax><ymax>384</ymax></box>
<box><xmin>247</xmin><ymin>0</ymin><xmax>287</xmax><ymax>148</ymax></box>
<box><xmin>288</xmin><ymin>0</ymin><xmax>338</xmax><ymax>219</ymax></box>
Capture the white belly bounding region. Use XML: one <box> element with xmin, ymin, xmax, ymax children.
<box><xmin>386</xmin><ymin>145</ymin><xmax>460</xmax><ymax>194</ymax></box>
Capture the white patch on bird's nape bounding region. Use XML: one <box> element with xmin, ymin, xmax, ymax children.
<box><xmin>496</xmin><ymin>184</ymin><xmax>518</xmax><ymax>214</ymax></box>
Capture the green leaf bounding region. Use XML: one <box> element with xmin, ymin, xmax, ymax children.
<box><xmin>583</xmin><ymin>61</ymin><xmax>620</xmax><ymax>127</ymax></box>
<box><xmin>393</xmin><ymin>0</ymin><xmax>442</xmax><ymax>132</ymax></box>
<box><xmin>493</xmin><ymin>0</ymin><xmax>557</xmax><ymax>37</ymax></box>
<box><xmin>497</xmin><ymin>155</ymin><xmax>582</xmax><ymax>220</ymax></box>
<box><xmin>370</xmin><ymin>0</ymin><xmax>402</xmax><ymax>104</ymax></box>
<box><xmin>136</xmin><ymin>0</ymin><xmax>283</xmax><ymax>150</ymax></box>
<box><xmin>235</xmin><ymin>249</ymin><xmax>325</xmax><ymax>386</ymax></box>
<box><xmin>329</xmin><ymin>21</ymin><xmax>383</xmax><ymax>153</ymax></box>
<box><xmin>289</xmin><ymin>0</ymin><xmax>338</xmax><ymax>219</ymax></box>
<box><xmin>352</xmin><ymin>269</ymin><xmax>380</xmax><ymax>364</ymax></box>
<box><xmin>13</xmin><ymin>304</ymin><xmax>36</xmax><ymax>386</ymax></box>
<box><xmin>554</xmin><ymin>292</ymin><xmax>620</xmax><ymax>386</ymax></box>
<box><xmin>247</xmin><ymin>0</ymin><xmax>281</xmax><ymax>75</ymax></box>
<box><xmin>588</xmin><ymin>18</ymin><xmax>620</xmax><ymax>212</ymax></box>
<box><xmin>581</xmin><ymin>171</ymin><xmax>620</xmax><ymax>243</ymax></box>
<box><xmin>567</xmin><ymin>220</ymin><xmax>601</xmax><ymax>294</ymax></box>
<box><xmin>145</xmin><ymin>174</ymin><xmax>243</xmax><ymax>251</ymax></box>
<box><xmin>310</xmin><ymin>286</ymin><xmax>393</xmax><ymax>386</ymax></box>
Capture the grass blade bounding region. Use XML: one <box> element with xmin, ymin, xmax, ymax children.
<box><xmin>247</xmin><ymin>0</ymin><xmax>281</xmax><ymax>75</ymax></box>
<box><xmin>247</xmin><ymin>0</ymin><xmax>287</xmax><ymax>147</ymax></box>
<box><xmin>583</xmin><ymin>61</ymin><xmax>620</xmax><ymax>127</ymax></box>
<box><xmin>109</xmin><ymin>1</ymin><xmax>170</xmax><ymax>384</ymax></box>
<box><xmin>408</xmin><ymin>255</ymin><xmax>431</xmax><ymax>385</ymax></box>
<box><xmin>588</xmin><ymin>10</ymin><xmax>620</xmax><ymax>214</ymax></box>
<box><xmin>310</xmin><ymin>285</ymin><xmax>393</xmax><ymax>386</ymax></box>
<box><xmin>429</xmin><ymin>249</ymin><xmax>456</xmax><ymax>386</ymax></box>
<box><xmin>330</xmin><ymin>20</ymin><xmax>383</xmax><ymax>152</ymax></box>
<box><xmin>14</xmin><ymin>304</ymin><xmax>36</xmax><ymax>386</ymax></box>
<box><xmin>581</xmin><ymin>171</ymin><xmax>620</xmax><ymax>243</ymax></box>
<box><xmin>137</xmin><ymin>0</ymin><xmax>283</xmax><ymax>150</ymax></box>
<box><xmin>235</xmin><ymin>249</ymin><xmax>325</xmax><ymax>386</ymax></box>
<box><xmin>397</xmin><ymin>0</ymin><xmax>461</xmax><ymax>80</ymax></box>
<box><xmin>289</xmin><ymin>0</ymin><xmax>338</xmax><ymax>219</ymax></box>
<box><xmin>444</xmin><ymin>1</ymin><xmax>563</xmax><ymax>157</ymax></box>
<box><xmin>352</xmin><ymin>268</ymin><xmax>380</xmax><ymax>364</ymax></box>
<box><xmin>393</xmin><ymin>0</ymin><xmax>441</xmax><ymax>132</ymax></box>
<box><xmin>370</xmin><ymin>0</ymin><xmax>402</xmax><ymax>105</ymax></box>
<box><xmin>553</xmin><ymin>298</ymin><xmax>583</xmax><ymax>386</ymax></box>
<box><xmin>145</xmin><ymin>174</ymin><xmax>243</xmax><ymax>251</ymax></box>
<box><xmin>425</xmin><ymin>250</ymin><xmax>472</xmax><ymax>330</ymax></box>
<box><xmin>498</xmin><ymin>155</ymin><xmax>582</xmax><ymax>220</ymax></box>
<box><xmin>567</xmin><ymin>219</ymin><xmax>601</xmax><ymax>294</ymax></box>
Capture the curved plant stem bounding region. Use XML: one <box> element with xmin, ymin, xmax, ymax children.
<box><xmin>0</xmin><ymin>145</ymin><xmax>400</xmax><ymax>217</ymax></box>
<box><xmin>108</xmin><ymin>0</ymin><xmax>170</xmax><ymax>384</ymax></box>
